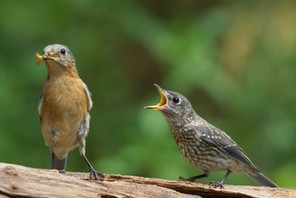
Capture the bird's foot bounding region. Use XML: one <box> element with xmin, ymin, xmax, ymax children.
<box><xmin>178</xmin><ymin>176</ymin><xmax>196</xmax><ymax>182</ymax></box>
<box><xmin>89</xmin><ymin>168</ymin><xmax>104</xmax><ymax>180</ymax></box>
<box><xmin>58</xmin><ymin>170</ymin><xmax>66</xmax><ymax>174</ymax></box>
<box><xmin>209</xmin><ymin>181</ymin><xmax>224</xmax><ymax>189</ymax></box>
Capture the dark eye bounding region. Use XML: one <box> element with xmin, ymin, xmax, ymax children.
<box><xmin>60</xmin><ymin>48</ymin><xmax>66</xmax><ymax>55</ymax></box>
<box><xmin>172</xmin><ymin>97</ymin><xmax>180</xmax><ymax>104</ymax></box>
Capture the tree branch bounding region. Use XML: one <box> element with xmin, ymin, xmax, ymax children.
<box><xmin>0</xmin><ymin>163</ymin><xmax>293</xmax><ymax>198</ymax></box>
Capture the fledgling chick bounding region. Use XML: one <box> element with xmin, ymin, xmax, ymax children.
<box><xmin>145</xmin><ymin>84</ymin><xmax>277</xmax><ymax>188</ymax></box>
<box><xmin>36</xmin><ymin>44</ymin><xmax>102</xmax><ymax>180</ymax></box>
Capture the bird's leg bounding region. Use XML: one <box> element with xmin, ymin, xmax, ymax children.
<box><xmin>82</xmin><ymin>154</ymin><xmax>103</xmax><ymax>180</ymax></box>
<box><xmin>209</xmin><ymin>170</ymin><xmax>232</xmax><ymax>188</ymax></box>
<box><xmin>51</xmin><ymin>153</ymin><xmax>67</xmax><ymax>173</ymax></box>
<box><xmin>179</xmin><ymin>171</ymin><xmax>209</xmax><ymax>182</ymax></box>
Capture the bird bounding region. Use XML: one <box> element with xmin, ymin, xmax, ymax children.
<box><xmin>145</xmin><ymin>84</ymin><xmax>278</xmax><ymax>188</ymax></box>
<box><xmin>35</xmin><ymin>44</ymin><xmax>102</xmax><ymax>180</ymax></box>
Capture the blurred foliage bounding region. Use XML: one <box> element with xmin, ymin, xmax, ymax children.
<box><xmin>0</xmin><ymin>0</ymin><xmax>295</xmax><ymax>188</ymax></box>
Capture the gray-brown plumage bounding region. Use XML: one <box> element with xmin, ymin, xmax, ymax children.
<box><xmin>145</xmin><ymin>84</ymin><xmax>278</xmax><ymax>188</ymax></box>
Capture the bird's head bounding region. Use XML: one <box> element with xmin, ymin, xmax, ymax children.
<box><xmin>35</xmin><ymin>44</ymin><xmax>76</xmax><ymax>68</ymax></box>
<box><xmin>145</xmin><ymin>84</ymin><xmax>193</xmax><ymax>118</ymax></box>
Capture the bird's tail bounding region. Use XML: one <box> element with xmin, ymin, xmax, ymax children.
<box><xmin>248</xmin><ymin>171</ymin><xmax>278</xmax><ymax>187</ymax></box>
<box><xmin>51</xmin><ymin>153</ymin><xmax>67</xmax><ymax>171</ymax></box>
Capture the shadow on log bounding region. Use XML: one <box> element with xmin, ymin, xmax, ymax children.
<box><xmin>0</xmin><ymin>163</ymin><xmax>294</xmax><ymax>198</ymax></box>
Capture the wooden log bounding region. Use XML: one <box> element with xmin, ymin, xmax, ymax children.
<box><xmin>0</xmin><ymin>163</ymin><xmax>294</xmax><ymax>198</ymax></box>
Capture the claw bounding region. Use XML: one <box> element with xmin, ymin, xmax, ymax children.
<box><xmin>89</xmin><ymin>168</ymin><xmax>104</xmax><ymax>180</ymax></box>
<box><xmin>58</xmin><ymin>170</ymin><xmax>66</xmax><ymax>174</ymax></box>
<box><xmin>209</xmin><ymin>181</ymin><xmax>224</xmax><ymax>189</ymax></box>
<box><xmin>179</xmin><ymin>176</ymin><xmax>195</xmax><ymax>182</ymax></box>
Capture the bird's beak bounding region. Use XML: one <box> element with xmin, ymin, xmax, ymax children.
<box><xmin>35</xmin><ymin>51</ymin><xmax>59</xmax><ymax>65</ymax></box>
<box><xmin>144</xmin><ymin>84</ymin><xmax>168</xmax><ymax>111</ymax></box>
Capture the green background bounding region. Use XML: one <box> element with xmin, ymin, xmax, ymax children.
<box><xmin>0</xmin><ymin>0</ymin><xmax>295</xmax><ymax>188</ymax></box>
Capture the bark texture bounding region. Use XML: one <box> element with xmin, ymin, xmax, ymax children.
<box><xmin>0</xmin><ymin>163</ymin><xmax>294</xmax><ymax>198</ymax></box>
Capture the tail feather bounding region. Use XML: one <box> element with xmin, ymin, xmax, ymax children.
<box><xmin>248</xmin><ymin>171</ymin><xmax>278</xmax><ymax>187</ymax></box>
<box><xmin>51</xmin><ymin>153</ymin><xmax>67</xmax><ymax>171</ymax></box>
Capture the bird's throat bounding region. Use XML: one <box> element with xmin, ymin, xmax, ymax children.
<box><xmin>46</xmin><ymin>61</ymin><xmax>78</xmax><ymax>80</ymax></box>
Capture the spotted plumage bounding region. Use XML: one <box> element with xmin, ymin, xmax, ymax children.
<box><xmin>145</xmin><ymin>84</ymin><xmax>277</xmax><ymax>188</ymax></box>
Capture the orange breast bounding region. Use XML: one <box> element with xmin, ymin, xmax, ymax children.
<box><xmin>41</xmin><ymin>76</ymin><xmax>88</xmax><ymax>158</ymax></box>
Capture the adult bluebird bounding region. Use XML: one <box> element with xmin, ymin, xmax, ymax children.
<box><xmin>36</xmin><ymin>44</ymin><xmax>102</xmax><ymax>180</ymax></box>
<box><xmin>145</xmin><ymin>84</ymin><xmax>277</xmax><ymax>188</ymax></box>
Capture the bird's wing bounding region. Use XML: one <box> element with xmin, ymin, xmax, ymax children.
<box><xmin>77</xmin><ymin>83</ymin><xmax>92</xmax><ymax>137</ymax></box>
<box><xmin>198</xmin><ymin>124</ymin><xmax>253</xmax><ymax>166</ymax></box>
<box><xmin>38</xmin><ymin>91</ymin><xmax>43</xmax><ymax>121</ymax></box>
<box><xmin>83</xmin><ymin>83</ymin><xmax>93</xmax><ymax>111</ymax></box>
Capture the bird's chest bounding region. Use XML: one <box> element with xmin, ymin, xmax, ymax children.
<box><xmin>167</xmin><ymin>120</ymin><xmax>200</xmax><ymax>145</ymax></box>
<box><xmin>42</xmin><ymin>78</ymin><xmax>87</xmax><ymax>117</ymax></box>
<box><xmin>41</xmin><ymin>77</ymin><xmax>88</xmax><ymax>134</ymax></box>
<box><xmin>41</xmin><ymin>77</ymin><xmax>88</xmax><ymax>149</ymax></box>
<box><xmin>169</xmin><ymin>123</ymin><xmax>218</xmax><ymax>167</ymax></box>
<box><xmin>170</xmin><ymin>125</ymin><xmax>202</xmax><ymax>156</ymax></box>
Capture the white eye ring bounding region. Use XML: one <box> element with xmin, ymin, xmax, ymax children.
<box><xmin>60</xmin><ymin>48</ymin><xmax>66</xmax><ymax>55</ymax></box>
<box><xmin>172</xmin><ymin>97</ymin><xmax>181</xmax><ymax>104</ymax></box>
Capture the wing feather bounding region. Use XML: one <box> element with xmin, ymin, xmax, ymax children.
<box><xmin>38</xmin><ymin>91</ymin><xmax>43</xmax><ymax>121</ymax></box>
<box><xmin>83</xmin><ymin>83</ymin><xmax>93</xmax><ymax>111</ymax></box>
<box><xmin>198</xmin><ymin>123</ymin><xmax>253</xmax><ymax>166</ymax></box>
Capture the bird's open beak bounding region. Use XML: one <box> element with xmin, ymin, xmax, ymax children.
<box><xmin>35</xmin><ymin>52</ymin><xmax>59</xmax><ymax>65</ymax></box>
<box><xmin>144</xmin><ymin>84</ymin><xmax>168</xmax><ymax>110</ymax></box>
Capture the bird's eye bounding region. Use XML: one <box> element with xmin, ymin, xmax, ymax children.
<box><xmin>172</xmin><ymin>97</ymin><xmax>181</xmax><ymax>104</ymax></box>
<box><xmin>60</xmin><ymin>48</ymin><xmax>66</xmax><ymax>55</ymax></box>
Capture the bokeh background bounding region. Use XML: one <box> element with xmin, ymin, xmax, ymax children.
<box><xmin>0</xmin><ymin>0</ymin><xmax>295</xmax><ymax>188</ymax></box>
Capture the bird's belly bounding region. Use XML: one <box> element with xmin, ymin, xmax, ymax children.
<box><xmin>41</xmin><ymin>81</ymin><xmax>88</xmax><ymax>159</ymax></box>
<box><xmin>176</xmin><ymin>140</ymin><xmax>235</xmax><ymax>171</ymax></box>
<box><xmin>42</xmin><ymin>120</ymin><xmax>80</xmax><ymax>156</ymax></box>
